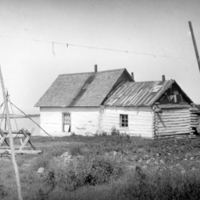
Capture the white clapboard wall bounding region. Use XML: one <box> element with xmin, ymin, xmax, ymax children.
<box><xmin>102</xmin><ymin>107</ymin><xmax>154</xmax><ymax>138</ymax></box>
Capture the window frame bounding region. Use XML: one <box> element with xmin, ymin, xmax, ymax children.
<box><xmin>119</xmin><ymin>114</ymin><xmax>129</xmax><ymax>128</ymax></box>
<box><xmin>62</xmin><ymin>112</ymin><xmax>71</xmax><ymax>132</ymax></box>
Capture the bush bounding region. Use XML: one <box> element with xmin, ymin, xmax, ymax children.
<box><xmin>32</xmin><ymin>153</ymin><xmax>52</xmax><ymax>170</ymax></box>
<box><xmin>69</xmin><ymin>145</ymin><xmax>83</xmax><ymax>156</ymax></box>
<box><xmin>100</xmin><ymin>131</ymin><xmax>108</xmax><ymax>136</ymax></box>
<box><xmin>46</xmin><ymin>156</ymin><xmax>123</xmax><ymax>191</ymax></box>
<box><xmin>0</xmin><ymin>184</ymin><xmax>7</xmax><ymax>198</ymax></box>
<box><xmin>111</xmin><ymin>126</ymin><xmax>120</xmax><ymax>136</ymax></box>
<box><xmin>114</xmin><ymin>168</ymin><xmax>200</xmax><ymax>200</ymax></box>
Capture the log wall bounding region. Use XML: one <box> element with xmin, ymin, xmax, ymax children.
<box><xmin>154</xmin><ymin>107</ymin><xmax>192</xmax><ymax>138</ymax></box>
<box><xmin>190</xmin><ymin>107</ymin><xmax>200</xmax><ymax>131</ymax></box>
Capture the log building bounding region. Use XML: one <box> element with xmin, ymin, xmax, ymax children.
<box><xmin>35</xmin><ymin>67</ymin><xmax>197</xmax><ymax>138</ymax></box>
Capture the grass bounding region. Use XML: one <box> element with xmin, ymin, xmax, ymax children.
<box><xmin>1</xmin><ymin>135</ymin><xmax>200</xmax><ymax>199</ymax></box>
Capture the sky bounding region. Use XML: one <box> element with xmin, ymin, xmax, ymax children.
<box><xmin>0</xmin><ymin>0</ymin><xmax>199</xmax><ymax>114</ymax></box>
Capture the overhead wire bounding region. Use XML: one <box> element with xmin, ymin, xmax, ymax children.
<box><xmin>0</xmin><ymin>33</ymin><xmax>196</xmax><ymax>61</ymax></box>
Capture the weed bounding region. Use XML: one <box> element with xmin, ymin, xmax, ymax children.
<box><xmin>111</xmin><ymin>126</ymin><xmax>120</xmax><ymax>136</ymax></box>
<box><xmin>45</xmin><ymin>155</ymin><xmax>123</xmax><ymax>192</ymax></box>
<box><xmin>0</xmin><ymin>184</ymin><xmax>8</xmax><ymax>198</ymax></box>
<box><xmin>69</xmin><ymin>145</ymin><xmax>83</xmax><ymax>156</ymax></box>
<box><xmin>32</xmin><ymin>153</ymin><xmax>52</xmax><ymax>170</ymax></box>
<box><xmin>100</xmin><ymin>131</ymin><xmax>108</xmax><ymax>136</ymax></box>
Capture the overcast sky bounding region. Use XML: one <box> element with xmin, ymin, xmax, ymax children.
<box><xmin>0</xmin><ymin>0</ymin><xmax>199</xmax><ymax>113</ymax></box>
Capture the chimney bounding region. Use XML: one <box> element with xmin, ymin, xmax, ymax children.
<box><xmin>131</xmin><ymin>72</ymin><xmax>135</xmax><ymax>81</ymax></box>
<box><xmin>94</xmin><ymin>65</ymin><xmax>98</xmax><ymax>73</ymax></box>
<box><xmin>162</xmin><ymin>75</ymin><xmax>165</xmax><ymax>81</ymax></box>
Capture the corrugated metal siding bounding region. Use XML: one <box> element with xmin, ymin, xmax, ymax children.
<box><xmin>102</xmin><ymin>107</ymin><xmax>154</xmax><ymax>138</ymax></box>
<box><xmin>105</xmin><ymin>80</ymin><xmax>174</xmax><ymax>107</ymax></box>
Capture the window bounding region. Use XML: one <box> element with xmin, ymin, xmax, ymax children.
<box><xmin>63</xmin><ymin>112</ymin><xmax>71</xmax><ymax>125</ymax></box>
<box><xmin>63</xmin><ymin>112</ymin><xmax>71</xmax><ymax>132</ymax></box>
<box><xmin>120</xmin><ymin>114</ymin><xmax>128</xmax><ymax>127</ymax></box>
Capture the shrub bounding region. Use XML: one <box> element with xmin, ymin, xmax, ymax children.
<box><xmin>113</xmin><ymin>168</ymin><xmax>200</xmax><ymax>200</ymax></box>
<box><xmin>111</xmin><ymin>126</ymin><xmax>120</xmax><ymax>136</ymax></box>
<box><xmin>0</xmin><ymin>184</ymin><xmax>7</xmax><ymax>198</ymax></box>
<box><xmin>46</xmin><ymin>156</ymin><xmax>123</xmax><ymax>191</ymax></box>
<box><xmin>69</xmin><ymin>145</ymin><xmax>83</xmax><ymax>156</ymax></box>
<box><xmin>100</xmin><ymin>131</ymin><xmax>108</xmax><ymax>136</ymax></box>
<box><xmin>32</xmin><ymin>153</ymin><xmax>52</xmax><ymax>170</ymax></box>
<box><xmin>71</xmin><ymin>132</ymin><xmax>76</xmax><ymax>136</ymax></box>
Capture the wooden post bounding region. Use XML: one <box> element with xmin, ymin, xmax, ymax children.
<box><xmin>0</xmin><ymin>66</ymin><xmax>23</xmax><ymax>200</ymax></box>
<box><xmin>9</xmin><ymin>101</ymin><xmax>54</xmax><ymax>139</ymax></box>
<box><xmin>188</xmin><ymin>21</ymin><xmax>200</xmax><ymax>72</ymax></box>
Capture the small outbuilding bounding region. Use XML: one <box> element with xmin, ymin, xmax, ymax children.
<box><xmin>35</xmin><ymin>67</ymin><xmax>198</xmax><ymax>138</ymax></box>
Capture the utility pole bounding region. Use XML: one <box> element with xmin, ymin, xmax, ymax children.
<box><xmin>188</xmin><ymin>21</ymin><xmax>200</xmax><ymax>72</ymax></box>
<box><xmin>0</xmin><ymin>66</ymin><xmax>23</xmax><ymax>200</ymax></box>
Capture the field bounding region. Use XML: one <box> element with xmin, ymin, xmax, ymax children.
<box><xmin>1</xmin><ymin>135</ymin><xmax>200</xmax><ymax>200</ymax></box>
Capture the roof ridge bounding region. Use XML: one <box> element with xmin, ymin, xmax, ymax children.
<box><xmin>130</xmin><ymin>80</ymin><xmax>174</xmax><ymax>83</ymax></box>
<box><xmin>59</xmin><ymin>68</ymin><xmax>126</xmax><ymax>76</ymax></box>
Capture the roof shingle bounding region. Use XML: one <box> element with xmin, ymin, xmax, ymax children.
<box><xmin>35</xmin><ymin>68</ymin><xmax>132</xmax><ymax>107</ymax></box>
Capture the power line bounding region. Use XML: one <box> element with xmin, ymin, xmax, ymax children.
<box><xmin>0</xmin><ymin>33</ymin><xmax>196</xmax><ymax>61</ymax></box>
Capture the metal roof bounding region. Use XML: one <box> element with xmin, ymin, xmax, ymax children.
<box><xmin>104</xmin><ymin>80</ymin><xmax>185</xmax><ymax>107</ymax></box>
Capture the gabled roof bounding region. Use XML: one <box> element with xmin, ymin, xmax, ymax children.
<box><xmin>104</xmin><ymin>80</ymin><xmax>193</xmax><ymax>107</ymax></box>
<box><xmin>35</xmin><ymin>68</ymin><xmax>133</xmax><ymax>107</ymax></box>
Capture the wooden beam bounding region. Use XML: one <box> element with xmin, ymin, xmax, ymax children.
<box><xmin>9</xmin><ymin>101</ymin><xmax>54</xmax><ymax>139</ymax></box>
<box><xmin>0</xmin><ymin>149</ymin><xmax>42</xmax><ymax>155</ymax></box>
<box><xmin>188</xmin><ymin>21</ymin><xmax>200</xmax><ymax>72</ymax></box>
<box><xmin>0</xmin><ymin>66</ymin><xmax>23</xmax><ymax>200</ymax></box>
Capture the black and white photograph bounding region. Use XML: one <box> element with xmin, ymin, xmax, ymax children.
<box><xmin>0</xmin><ymin>0</ymin><xmax>200</xmax><ymax>199</ymax></box>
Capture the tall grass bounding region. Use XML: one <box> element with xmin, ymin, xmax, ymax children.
<box><xmin>2</xmin><ymin>135</ymin><xmax>200</xmax><ymax>200</ymax></box>
<box><xmin>45</xmin><ymin>167</ymin><xmax>200</xmax><ymax>200</ymax></box>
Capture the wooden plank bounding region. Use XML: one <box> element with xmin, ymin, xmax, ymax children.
<box><xmin>157</xmin><ymin>130</ymin><xmax>191</xmax><ymax>133</ymax></box>
<box><xmin>157</xmin><ymin>113</ymin><xmax>190</xmax><ymax>116</ymax></box>
<box><xmin>191</xmin><ymin>125</ymin><xmax>198</xmax><ymax>127</ymax></box>
<box><xmin>156</xmin><ymin>122</ymin><xmax>190</xmax><ymax>126</ymax></box>
<box><xmin>156</xmin><ymin>116</ymin><xmax>190</xmax><ymax>121</ymax></box>
<box><xmin>157</xmin><ymin>126</ymin><xmax>190</xmax><ymax>130</ymax></box>
<box><xmin>155</xmin><ymin>119</ymin><xmax>190</xmax><ymax>123</ymax></box>
<box><xmin>0</xmin><ymin>149</ymin><xmax>42</xmax><ymax>155</ymax></box>
<box><xmin>159</xmin><ymin>104</ymin><xmax>190</xmax><ymax>108</ymax></box>
<box><xmin>156</xmin><ymin>130</ymin><xmax>192</xmax><ymax>135</ymax></box>
<box><xmin>190</xmin><ymin>114</ymin><xmax>198</xmax><ymax>117</ymax></box>
<box><xmin>156</xmin><ymin>133</ymin><xmax>191</xmax><ymax>137</ymax></box>
<box><xmin>160</xmin><ymin>110</ymin><xmax>189</xmax><ymax>113</ymax></box>
<box><xmin>190</xmin><ymin>115</ymin><xmax>199</xmax><ymax>117</ymax></box>
<box><xmin>0</xmin><ymin>145</ymin><xmax>31</xmax><ymax>149</ymax></box>
<box><xmin>158</xmin><ymin>126</ymin><xmax>190</xmax><ymax>132</ymax></box>
<box><xmin>156</xmin><ymin>116</ymin><xmax>190</xmax><ymax>119</ymax></box>
<box><xmin>156</xmin><ymin>114</ymin><xmax>189</xmax><ymax>117</ymax></box>
<box><xmin>156</xmin><ymin>130</ymin><xmax>192</xmax><ymax>134</ymax></box>
<box><xmin>156</xmin><ymin>129</ymin><xmax>191</xmax><ymax>134</ymax></box>
<box><xmin>157</xmin><ymin>131</ymin><xmax>195</xmax><ymax>137</ymax></box>
<box><xmin>155</xmin><ymin>118</ymin><xmax>190</xmax><ymax>122</ymax></box>
<box><xmin>190</xmin><ymin>121</ymin><xmax>198</xmax><ymax>123</ymax></box>
<box><xmin>156</xmin><ymin>125</ymin><xmax>190</xmax><ymax>129</ymax></box>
